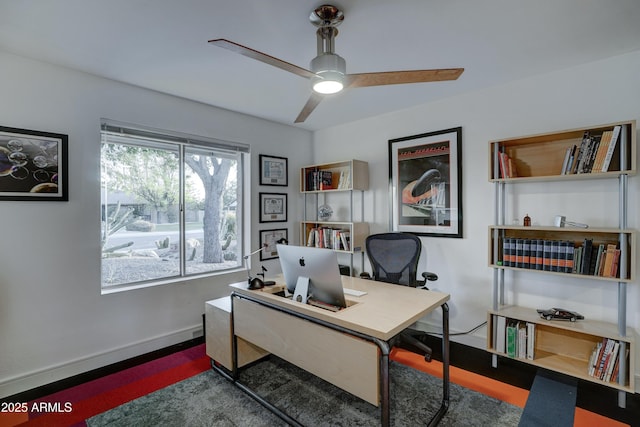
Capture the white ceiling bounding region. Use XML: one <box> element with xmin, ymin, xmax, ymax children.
<box><xmin>1</xmin><ymin>0</ymin><xmax>639</xmax><ymax>131</ymax></box>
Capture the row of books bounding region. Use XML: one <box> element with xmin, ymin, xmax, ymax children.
<box><xmin>305</xmin><ymin>168</ymin><xmax>351</xmax><ymax>191</ymax></box>
<box><xmin>501</xmin><ymin>238</ymin><xmax>621</xmax><ymax>278</ymax></box>
<box><xmin>561</xmin><ymin>125</ymin><xmax>621</xmax><ymax>175</ymax></box>
<box><xmin>306</xmin><ymin>227</ymin><xmax>351</xmax><ymax>251</ymax></box>
<box><xmin>588</xmin><ymin>338</ymin><xmax>627</xmax><ymax>383</ymax></box>
<box><xmin>493</xmin><ymin>316</ymin><xmax>535</xmax><ymax>360</ymax></box>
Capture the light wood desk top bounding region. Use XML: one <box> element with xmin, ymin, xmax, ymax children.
<box><xmin>230</xmin><ymin>275</ymin><xmax>449</xmax><ymax>342</ymax></box>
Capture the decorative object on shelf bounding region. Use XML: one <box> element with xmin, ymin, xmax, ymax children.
<box><xmin>536</xmin><ymin>308</ymin><xmax>584</xmax><ymax>322</ymax></box>
<box><xmin>523</xmin><ymin>214</ymin><xmax>531</xmax><ymax>227</ymax></box>
<box><xmin>554</xmin><ymin>215</ymin><xmax>588</xmax><ymax>228</ymax></box>
<box><xmin>389</xmin><ymin>127</ymin><xmax>463</xmax><ymax>238</ymax></box>
<box><xmin>259</xmin><ymin>228</ymin><xmax>288</xmax><ymax>261</ymax></box>
<box><xmin>259</xmin><ymin>192</ymin><xmax>287</xmax><ymax>223</ymax></box>
<box><xmin>0</xmin><ymin>125</ymin><xmax>68</xmax><ymax>201</ymax></box>
<box><xmin>317</xmin><ymin>204</ymin><xmax>333</xmax><ymax>221</ymax></box>
<box><xmin>259</xmin><ymin>154</ymin><xmax>288</xmax><ymax>186</ymax></box>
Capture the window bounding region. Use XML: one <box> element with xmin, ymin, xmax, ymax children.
<box><xmin>100</xmin><ymin>120</ymin><xmax>248</xmax><ymax>291</ymax></box>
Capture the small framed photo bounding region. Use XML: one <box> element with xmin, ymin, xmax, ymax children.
<box><xmin>259</xmin><ymin>228</ymin><xmax>288</xmax><ymax>260</ymax></box>
<box><xmin>259</xmin><ymin>192</ymin><xmax>287</xmax><ymax>223</ymax></box>
<box><xmin>0</xmin><ymin>125</ymin><xmax>68</xmax><ymax>201</ymax></box>
<box><xmin>259</xmin><ymin>154</ymin><xmax>288</xmax><ymax>186</ymax></box>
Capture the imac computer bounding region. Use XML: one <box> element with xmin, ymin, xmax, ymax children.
<box><xmin>277</xmin><ymin>244</ymin><xmax>346</xmax><ymax>310</ymax></box>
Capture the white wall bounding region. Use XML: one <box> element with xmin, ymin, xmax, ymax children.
<box><xmin>314</xmin><ymin>50</ymin><xmax>640</xmax><ymax>390</ymax></box>
<box><xmin>0</xmin><ymin>51</ymin><xmax>312</xmax><ymax>397</ymax></box>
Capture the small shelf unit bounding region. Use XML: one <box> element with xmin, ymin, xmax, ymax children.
<box><xmin>487</xmin><ymin>306</ymin><xmax>635</xmax><ymax>392</ymax></box>
<box><xmin>300</xmin><ymin>160</ymin><xmax>369</xmax><ymax>274</ymax></box>
<box><xmin>488</xmin><ymin>120</ymin><xmax>636</xmax><ymax>406</ymax></box>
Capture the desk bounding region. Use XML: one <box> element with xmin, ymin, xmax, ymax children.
<box><xmin>209</xmin><ymin>275</ymin><xmax>450</xmax><ymax>426</ymax></box>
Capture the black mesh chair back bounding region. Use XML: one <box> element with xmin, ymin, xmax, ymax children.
<box><xmin>365</xmin><ymin>232</ymin><xmax>422</xmax><ymax>287</ymax></box>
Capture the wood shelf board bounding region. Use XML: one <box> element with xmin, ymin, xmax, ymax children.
<box><xmin>489</xmin><ymin>307</ymin><xmax>635</xmax><ymax>340</ymax></box>
<box><xmin>489</xmin><ymin>225</ymin><xmax>635</xmax><ymax>235</ymax></box>
<box><xmin>487</xmin><ymin>349</ymin><xmax>633</xmax><ymax>392</ymax></box>
<box><xmin>488</xmin><ymin>264</ymin><xmax>632</xmax><ymax>283</ymax></box>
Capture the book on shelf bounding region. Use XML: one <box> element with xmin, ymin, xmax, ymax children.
<box><xmin>506</xmin><ymin>321</ymin><xmax>517</xmax><ymax>358</ymax></box>
<box><xmin>588</xmin><ymin>338</ymin><xmax>624</xmax><ymax>383</ymax></box>
<box><xmin>495</xmin><ymin>315</ymin><xmax>507</xmax><ymax>354</ymax></box>
<box><xmin>337</xmin><ymin>168</ymin><xmax>351</xmax><ymax>190</ymax></box>
<box><xmin>601</xmin><ymin>125</ymin><xmax>621</xmax><ymax>172</ymax></box>
<box><xmin>526</xmin><ymin>322</ymin><xmax>535</xmax><ymax>360</ymax></box>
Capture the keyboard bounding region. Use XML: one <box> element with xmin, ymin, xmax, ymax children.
<box><xmin>343</xmin><ymin>287</ymin><xmax>367</xmax><ymax>297</ymax></box>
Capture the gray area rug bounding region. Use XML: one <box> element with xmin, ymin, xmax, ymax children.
<box><xmin>87</xmin><ymin>357</ymin><xmax>523</xmax><ymax>426</ymax></box>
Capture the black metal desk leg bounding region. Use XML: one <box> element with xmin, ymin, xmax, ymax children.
<box><xmin>428</xmin><ymin>302</ymin><xmax>450</xmax><ymax>427</ymax></box>
<box><xmin>377</xmin><ymin>340</ymin><xmax>391</xmax><ymax>427</ymax></box>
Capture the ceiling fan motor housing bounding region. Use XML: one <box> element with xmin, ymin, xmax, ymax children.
<box><xmin>310</xmin><ymin>52</ymin><xmax>346</xmax><ymax>75</ymax></box>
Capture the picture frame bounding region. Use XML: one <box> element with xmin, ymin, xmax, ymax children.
<box><xmin>259</xmin><ymin>154</ymin><xmax>288</xmax><ymax>186</ymax></box>
<box><xmin>388</xmin><ymin>127</ymin><xmax>462</xmax><ymax>238</ymax></box>
<box><xmin>259</xmin><ymin>228</ymin><xmax>288</xmax><ymax>260</ymax></box>
<box><xmin>259</xmin><ymin>192</ymin><xmax>287</xmax><ymax>223</ymax></box>
<box><xmin>0</xmin><ymin>125</ymin><xmax>68</xmax><ymax>201</ymax></box>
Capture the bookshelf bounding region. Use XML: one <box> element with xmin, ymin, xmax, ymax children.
<box><xmin>300</xmin><ymin>160</ymin><xmax>369</xmax><ymax>274</ymax></box>
<box><xmin>488</xmin><ymin>120</ymin><xmax>636</xmax><ymax>404</ymax></box>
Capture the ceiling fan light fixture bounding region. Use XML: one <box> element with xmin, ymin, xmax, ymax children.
<box><xmin>312</xmin><ymin>71</ymin><xmax>344</xmax><ymax>94</ymax></box>
<box><xmin>310</xmin><ymin>52</ymin><xmax>346</xmax><ymax>94</ymax></box>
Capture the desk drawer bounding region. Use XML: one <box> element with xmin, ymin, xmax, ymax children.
<box><xmin>234</xmin><ymin>298</ymin><xmax>380</xmax><ymax>406</ymax></box>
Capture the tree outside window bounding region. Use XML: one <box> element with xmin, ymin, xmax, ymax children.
<box><xmin>100</xmin><ymin>123</ymin><xmax>245</xmax><ymax>290</ymax></box>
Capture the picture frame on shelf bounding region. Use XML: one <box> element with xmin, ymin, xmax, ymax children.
<box><xmin>259</xmin><ymin>192</ymin><xmax>287</xmax><ymax>223</ymax></box>
<box><xmin>0</xmin><ymin>125</ymin><xmax>68</xmax><ymax>201</ymax></box>
<box><xmin>388</xmin><ymin>127</ymin><xmax>462</xmax><ymax>238</ymax></box>
<box><xmin>259</xmin><ymin>228</ymin><xmax>288</xmax><ymax>260</ymax></box>
<box><xmin>259</xmin><ymin>154</ymin><xmax>288</xmax><ymax>186</ymax></box>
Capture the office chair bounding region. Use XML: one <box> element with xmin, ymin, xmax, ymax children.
<box><xmin>362</xmin><ymin>232</ymin><xmax>438</xmax><ymax>361</ymax></box>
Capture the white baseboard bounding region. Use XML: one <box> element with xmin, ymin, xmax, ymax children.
<box><xmin>0</xmin><ymin>324</ymin><xmax>203</xmax><ymax>399</ymax></box>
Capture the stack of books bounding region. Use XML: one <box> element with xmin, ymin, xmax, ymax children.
<box><xmin>588</xmin><ymin>338</ymin><xmax>626</xmax><ymax>383</ymax></box>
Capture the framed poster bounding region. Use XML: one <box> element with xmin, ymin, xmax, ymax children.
<box><xmin>259</xmin><ymin>228</ymin><xmax>288</xmax><ymax>260</ymax></box>
<box><xmin>259</xmin><ymin>154</ymin><xmax>288</xmax><ymax>186</ymax></box>
<box><xmin>259</xmin><ymin>192</ymin><xmax>287</xmax><ymax>223</ymax></box>
<box><xmin>388</xmin><ymin>127</ymin><xmax>462</xmax><ymax>238</ymax></box>
<box><xmin>0</xmin><ymin>125</ymin><xmax>68</xmax><ymax>201</ymax></box>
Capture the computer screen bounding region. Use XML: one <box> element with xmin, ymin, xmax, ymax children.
<box><xmin>277</xmin><ymin>244</ymin><xmax>346</xmax><ymax>309</ymax></box>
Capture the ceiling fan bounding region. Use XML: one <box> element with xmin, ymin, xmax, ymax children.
<box><xmin>209</xmin><ymin>4</ymin><xmax>464</xmax><ymax>124</ymax></box>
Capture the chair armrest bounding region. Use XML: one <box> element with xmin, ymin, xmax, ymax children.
<box><xmin>359</xmin><ymin>272</ymin><xmax>372</xmax><ymax>280</ymax></box>
<box><xmin>422</xmin><ymin>271</ymin><xmax>438</xmax><ymax>281</ymax></box>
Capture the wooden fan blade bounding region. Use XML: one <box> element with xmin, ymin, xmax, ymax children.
<box><xmin>209</xmin><ymin>39</ymin><xmax>316</xmax><ymax>79</ymax></box>
<box><xmin>294</xmin><ymin>93</ymin><xmax>324</xmax><ymax>123</ymax></box>
<box><xmin>345</xmin><ymin>68</ymin><xmax>464</xmax><ymax>88</ymax></box>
